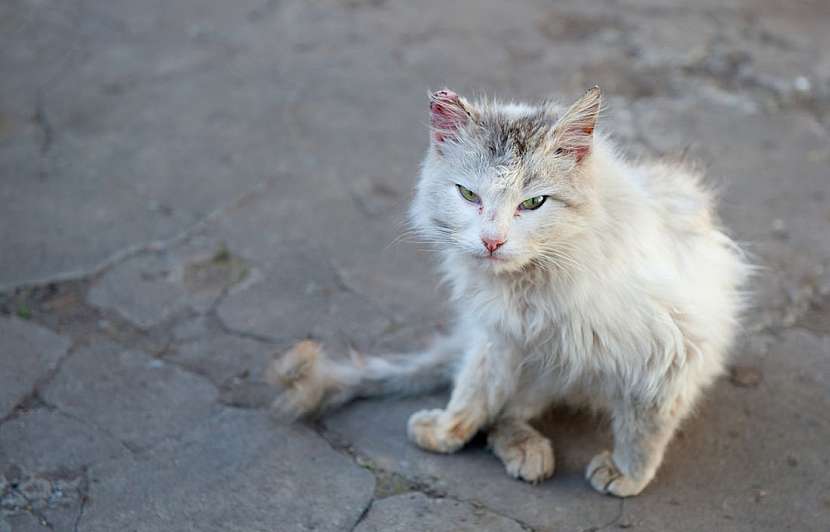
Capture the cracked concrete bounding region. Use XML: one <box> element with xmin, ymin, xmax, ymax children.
<box><xmin>80</xmin><ymin>409</ymin><xmax>374</xmax><ymax>532</ymax></box>
<box><xmin>354</xmin><ymin>493</ymin><xmax>529</xmax><ymax>532</ymax></box>
<box><xmin>1</xmin><ymin>0</ymin><xmax>829</xmax><ymax>530</ymax></box>
<box><xmin>0</xmin><ymin>317</ymin><xmax>70</xmax><ymax>419</ymax></box>
<box><xmin>41</xmin><ymin>341</ymin><xmax>221</xmax><ymax>452</ymax></box>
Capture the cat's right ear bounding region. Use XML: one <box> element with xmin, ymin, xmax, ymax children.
<box><xmin>429</xmin><ymin>89</ymin><xmax>469</xmax><ymax>146</ymax></box>
<box><xmin>552</xmin><ymin>86</ymin><xmax>601</xmax><ymax>163</ymax></box>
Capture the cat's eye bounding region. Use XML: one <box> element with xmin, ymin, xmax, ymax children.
<box><xmin>518</xmin><ymin>195</ymin><xmax>547</xmax><ymax>211</ymax></box>
<box><xmin>456</xmin><ymin>184</ymin><xmax>481</xmax><ymax>204</ymax></box>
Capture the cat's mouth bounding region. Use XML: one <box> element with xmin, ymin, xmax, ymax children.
<box><xmin>475</xmin><ymin>253</ymin><xmax>519</xmax><ymax>269</ymax></box>
<box><xmin>479</xmin><ymin>253</ymin><xmax>505</xmax><ymax>261</ymax></box>
<box><xmin>470</xmin><ymin>251</ymin><xmax>530</xmax><ymax>273</ymax></box>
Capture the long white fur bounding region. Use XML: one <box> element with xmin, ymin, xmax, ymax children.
<box><xmin>269</xmin><ymin>88</ymin><xmax>750</xmax><ymax>497</ymax></box>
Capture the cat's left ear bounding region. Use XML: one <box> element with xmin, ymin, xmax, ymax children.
<box><xmin>552</xmin><ymin>86</ymin><xmax>601</xmax><ymax>163</ymax></box>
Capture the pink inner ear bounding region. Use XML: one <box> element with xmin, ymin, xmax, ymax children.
<box><xmin>558</xmin><ymin>118</ymin><xmax>596</xmax><ymax>162</ymax></box>
<box><xmin>430</xmin><ymin>90</ymin><xmax>467</xmax><ymax>143</ymax></box>
<box><xmin>573</xmin><ymin>146</ymin><xmax>590</xmax><ymax>162</ymax></box>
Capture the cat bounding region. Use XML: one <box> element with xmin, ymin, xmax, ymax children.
<box><xmin>267</xmin><ymin>86</ymin><xmax>750</xmax><ymax>497</ymax></box>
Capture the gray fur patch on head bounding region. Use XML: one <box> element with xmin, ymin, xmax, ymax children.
<box><xmin>456</xmin><ymin>103</ymin><xmax>562</xmax><ymax>189</ymax></box>
<box><xmin>481</xmin><ymin>110</ymin><xmax>556</xmax><ymax>160</ymax></box>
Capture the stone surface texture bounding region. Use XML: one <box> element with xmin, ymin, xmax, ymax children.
<box><xmin>354</xmin><ymin>493</ymin><xmax>528</xmax><ymax>532</ymax></box>
<box><xmin>0</xmin><ymin>317</ymin><xmax>70</xmax><ymax>418</ymax></box>
<box><xmin>41</xmin><ymin>341</ymin><xmax>220</xmax><ymax>451</ymax></box>
<box><xmin>80</xmin><ymin>409</ymin><xmax>375</xmax><ymax>532</ymax></box>
<box><xmin>1</xmin><ymin>0</ymin><xmax>828</xmax><ymax>530</ymax></box>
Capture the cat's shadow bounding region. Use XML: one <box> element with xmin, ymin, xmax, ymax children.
<box><xmin>533</xmin><ymin>405</ymin><xmax>613</xmax><ymax>476</ymax></box>
<box><xmin>342</xmin><ymin>391</ymin><xmax>612</xmax><ymax>480</ymax></box>
<box><xmin>315</xmin><ymin>381</ymin><xmax>734</xmax><ymax>501</ymax></box>
<box><xmin>453</xmin><ymin>404</ymin><xmax>612</xmax><ymax>481</ymax></box>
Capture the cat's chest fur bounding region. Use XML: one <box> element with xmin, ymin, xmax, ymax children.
<box><xmin>460</xmin><ymin>266</ymin><xmax>601</xmax><ymax>352</ymax></box>
<box><xmin>454</xmin><ymin>261</ymin><xmax>684</xmax><ymax>394</ymax></box>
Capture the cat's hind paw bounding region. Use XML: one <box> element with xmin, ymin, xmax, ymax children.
<box><xmin>586</xmin><ymin>451</ymin><xmax>649</xmax><ymax>498</ymax></box>
<box><xmin>266</xmin><ymin>340</ymin><xmax>326</xmax><ymax>421</ymax></box>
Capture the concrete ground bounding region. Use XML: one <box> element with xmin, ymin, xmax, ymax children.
<box><xmin>1</xmin><ymin>0</ymin><xmax>829</xmax><ymax>530</ymax></box>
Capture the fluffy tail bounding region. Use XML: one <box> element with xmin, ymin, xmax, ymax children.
<box><xmin>266</xmin><ymin>336</ymin><xmax>460</xmax><ymax>420</ymax></box>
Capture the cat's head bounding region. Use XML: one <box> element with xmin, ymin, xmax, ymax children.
<box><xmin>410</xmin><ymin>87</ymin><xmax>604</xmax><ymax>275</ymax></box>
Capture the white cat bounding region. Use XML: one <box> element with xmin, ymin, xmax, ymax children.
<box><xmin>268</xmin><ymin>87</ymin><xmax>750</xmax><ymax>497</ymax></box>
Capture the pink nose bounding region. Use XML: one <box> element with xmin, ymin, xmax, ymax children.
<box><xmin>482</xmin><ymin>237</ymin><xmax>506</xmax><ymax>253</ymax></box>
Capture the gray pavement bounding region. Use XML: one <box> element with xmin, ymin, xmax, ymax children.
<box><xmin>1</xmin><ymin>0</ymin><xmax>829</xmax><ymax>530</ymax></box>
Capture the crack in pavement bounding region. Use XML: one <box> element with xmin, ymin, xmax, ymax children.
<box><xmin>72</xmin><ymin>491</ymin><xmax>87</xmax><ymax>532</ymax></box>
<box><xmin>0</xmin><ymin>178</ymin><xmax>278</xmax><ymax>293</ymax></box>
<box><xmin>311</xmin><ymin>421</ymin><xmax>539</xmax><ymax>532</ymax></box>
<box><xmin>0</xmin><ymin>333</ymin><xmax>83</xmax><ymax>429</ymax></box>
<box><xmin>32</xmin><ymin>95</ymin><xmax>54</xmax><ymax>156</ymax></box>
<box><xmin>348</xmin><ymin>499</ymin><xmax>374</xmax><ymax>532</ymax></box>
<box><xmin>586</xmin><ymin>498</ymin><xmax>625</xmax><ymax>532</ymax></box>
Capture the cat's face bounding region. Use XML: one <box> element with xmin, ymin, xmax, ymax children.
<box><xmin>410</xmin><ymin>88</ymin><xmax>601</xmax><ymax>274</ymax></box>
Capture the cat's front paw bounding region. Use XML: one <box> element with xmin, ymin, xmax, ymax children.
<box><xmin>490</xmin><ymin>430</ymin><xmax>554</xmax><ymax>484</ymax></box>
<box><xmin>407</xmin><ymin>409</ymin><xmax>472</xmax><ymax>454</ymax></box>
<box><xmin>586</xmin><ymin>451</ymin><xmax>650</xmax><ymax>497</ymax></box>
<box><xmin>487</xmin><ymin>420</ymin><xmax>555</xmax><ymax>484</ymax></box>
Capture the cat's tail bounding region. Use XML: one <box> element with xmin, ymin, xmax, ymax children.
<box><xmin>265</xmin><ymin>335</ymin><xmax>460</xmax><ymax>420</ymax></box>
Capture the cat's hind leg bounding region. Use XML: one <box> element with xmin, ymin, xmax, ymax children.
<box><xmin>267</xmin><ymin>336</ymin><xmax>459</xmax><ymax>420</ymax></box>
<box><xmin>488</xmin><ymin>418</ymin><xmax>555</xmax><ymax>484</ymax></box>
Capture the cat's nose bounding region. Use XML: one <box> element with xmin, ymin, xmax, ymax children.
<box><xmin>481</xmin><ymin>237</ymin><xmax>506</xmax><ymax>253</ymax></box>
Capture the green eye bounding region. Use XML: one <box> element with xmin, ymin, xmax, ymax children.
<box><xmin>456</xmin><ymin>184</ymin><xmax>480</xmax><ymax>204</ymax></box>
<box><xmin>519</xmin><ymin>195</ymin><xmax>547</xmax><ymax>210</ymax></box>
